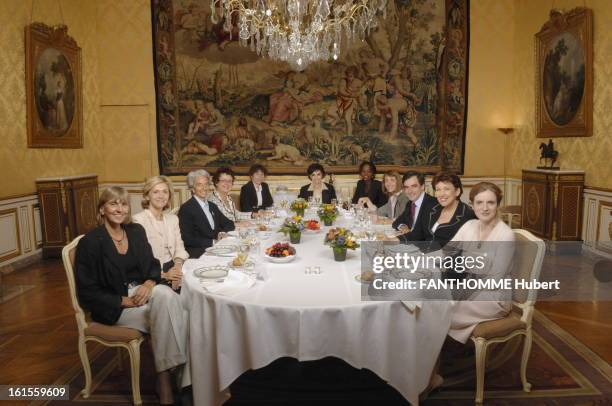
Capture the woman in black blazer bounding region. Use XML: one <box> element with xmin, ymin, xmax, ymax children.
<box><xmin>399</xmin><ymin>172</ymin><xmax>476</xmax><ymax>251</ymax></box>
<box><xmin>75</xmin><ymin>186</ymin><xmax>186</xmax><ymax>405</ymax></box>
<box><xmin>240</xmin><ymin>164</ymin><xmax>274</xmax><ymax>212</ymax></box>
<box><xmin>352</xmin><ymin>161</ymin><xmax>388</xmax><ymax>208</ymax></box>
<box><xmin>298</xmin><ymin>162</ymin><xmax>337</xmax><ymax>204</ymax></box>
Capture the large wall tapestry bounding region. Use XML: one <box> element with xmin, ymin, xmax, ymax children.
<box><xmin>152</xmin><ymin>0</ymin><xmax>469</xmax><ymax>175</ymax></box>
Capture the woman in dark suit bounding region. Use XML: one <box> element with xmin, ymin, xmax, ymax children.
<box><xmin>398</xmin><ymin>172</ymin><xmax>476</xmax><ymax>251</ymax></box>
<box><xmin>240</xmin><ymin>164</ymin><xmax>274</xmax><ymax>212</ymax></box>
<box><xmin>75</xmin><ymin>186</ymin><xmax>186</xmax><ymax>405</ymax></box>
<box><xmin>351</xmin><ymin>161</ymin><xmax>388</xmax><ymax>208</ymax></box>
<box><xmin>298</xmin><ymin>163</ymin><xmax>337</xmax><ymax>204</ymax></box>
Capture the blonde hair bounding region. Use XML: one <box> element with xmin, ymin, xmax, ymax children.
<box><xmin>141</xmin><ymin>175</ymin><xmax>173</xmax><ymax>210</ymax></box>
<box><xmin>382</xmin><ymin>171</ymin><xmax>402</xmax><ymax>195</ymax></box>
<box><xmin>97</xmin><ymin>186</ymin><xmax>131</xmax><ymax>224</ymax></box>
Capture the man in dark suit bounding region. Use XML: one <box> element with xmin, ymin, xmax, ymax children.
<box><xmin>392</xmin><ymin>171</ymin><xmax>437</xmax><ymax>232</ymax></box>
<box><xmin>178</xmin><ymin>169</ymin><xmax>235</xmax><ymax>258</ymax></box>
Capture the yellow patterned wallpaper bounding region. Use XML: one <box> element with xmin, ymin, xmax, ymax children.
<box><xmin>509</xmin><ymin>0</ymin><xmax>612</xmax><ymax>189</ymax></box>
<box><xmin>96</xmin><ymin>0</ymin><xmax>158</xmax><ymax>183</ymax></box>
<box><xmin>3</xmin><ymin>0</ymin><xmax>609</xmax><ymax>197</ymax></box>
<box><xmin>463</xmin><ymin>0</ymin><xmax>515</xmax><ymax>177</ymax></box>
<box><xmin>0</xmin><ymin>0</ymin><xmax>103</xmax><ymax>198</ymax></box>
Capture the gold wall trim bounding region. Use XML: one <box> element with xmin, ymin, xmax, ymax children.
<box><xmin>0</xmin><ymin>192</ymin><xmax>37</xmax><ymax>201</ymax></box>
<box><xmin>585</xmin><ymin>185</ymin><xmax>612</xmax><ymax>193</ymax></box>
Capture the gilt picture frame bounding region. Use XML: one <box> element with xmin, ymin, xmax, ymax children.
<box><xmin>25</xmin><ymin>22</ymin><xmax>83</xmax><ymax>148</ymax></box>
<box><xmin>535</xmin><ymin>7</ymin><xmax>592</xmax><ymax>138</ymax></box>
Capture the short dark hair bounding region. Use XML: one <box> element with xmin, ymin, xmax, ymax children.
<box><xmin>359</xmin><ymin>161</ymin><xmax>377</xmax><ymax>176</ymax></box>
<box><xmin>212</xmin><ymin>167</ymin><xmax>235</xmax><ymax>186</ymax></box>
<box><xmin>307</xmin><ymin>163</ymin><xmax>326</xmax><ymax>177</ymax></box>
<box><xmin>402</xmin><ymin>171</ymin><xmax>425</xmax><ymax>185</ymax></box>
<box><xmin>248</xmin><ymin>164</ymin><xmax>268</xmax><ymax>177</ymax></box>
<box><xmin>469</xmin><ymin>182</ymin><xmax>503</xmax><ymax>205</ymax></box>
<box><xmin>432</xmin><ymin>171</ymin><xmax>463</xmax><ymax>197</ymax></box>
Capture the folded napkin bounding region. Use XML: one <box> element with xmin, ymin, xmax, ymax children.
<box><xmin>200</xmin><ymin>270</ymin><xmax>255</xmax><ymax>296</ymax></box>
<box><xmin>401</xmin><ymin>301</ymin><xmax>422</xmax><ymax>312</ymax></box>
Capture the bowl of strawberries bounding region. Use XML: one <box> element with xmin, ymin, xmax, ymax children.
<box><xmin>264</xmin><ymin>242</ymin><xmax>297</xmax><ymax>263</ymax></box>
<box><xmin>304</xmin><ymin>219</ymin><xmax>321</xmax><ymax>233</ymax></box>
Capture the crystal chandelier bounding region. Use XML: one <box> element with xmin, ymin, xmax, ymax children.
<box><xmin>210</xmin><ymin>0</ymin><xmax>387</xmax><ymax>70</ymax></box>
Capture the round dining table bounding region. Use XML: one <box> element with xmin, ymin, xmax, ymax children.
<box><xmin>180</xmin><ymin>214</ymin><xmax>454</xmax><ymax>406</ymax></box>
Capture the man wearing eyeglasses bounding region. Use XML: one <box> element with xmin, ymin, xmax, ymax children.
<box><xmin>392</xmin><ymin>171</ymin><xmax>437</xmax><ymax>233</ymax></box>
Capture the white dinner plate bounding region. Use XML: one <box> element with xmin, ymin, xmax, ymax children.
<box><xmin>205</xmin><ymin>245</ymin><xmax>238</xmax><ymax>257</ymax></box>
<box><xmin>355</xmin><ymin>273</ymin><xmax>374</xmax><ymax>284</ymax></box>
<box><xmin>193</xmin><ymin>265</ymin><xmax>229</xmax><ymax>279</ymax></box>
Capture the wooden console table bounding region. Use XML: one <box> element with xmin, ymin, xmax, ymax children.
<box><xmin>521</xmin><ymin>169</ymin><xmax>584</xmax><ymax>241</ymax></box>
<box><xmin>36</xmin><ymin>174</ymin><xmax>98</xmax><ymax>257</ymax></box>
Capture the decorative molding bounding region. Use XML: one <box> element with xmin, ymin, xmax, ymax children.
<box><xmin>594</xmin><ymin>200</ymin><xmax>612</xmax><ymax>255</ymax></box>
<box><xmin>32</xmin><ymin>204</ymin><xmax>42</xmax><ymax>249</ymax></box>
<box><xmin>19</xmin><ymin>206</ymin><xmax>32</xmax><ymax>253</ymax></box>
<box><xmin>0</xmin><ymin>208</ymin><xmax>21</xmax><ymax>263</ymax></box>
<box><xmin>0</xmin><ymin>192</ymin><xmax>38</xmax><ymax>201</ymax></box>
<box><xmin>582</xmin><ymin>188</ymin><xmax>612</xmax><ymax>258</ymax></box>
<box><xmin>0</xmin><ymin>195</ymin><xmax>41</xmax><ymax>268</ymax></box>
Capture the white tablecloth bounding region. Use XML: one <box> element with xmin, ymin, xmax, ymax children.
<box><xmin>181</xmin><ymin>215</ymin><xmax>453</xmax><ymax>406</ymax></box>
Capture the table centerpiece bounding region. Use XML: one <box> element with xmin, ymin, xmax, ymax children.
<box><xmin>324</xmin><ymin>227</ymin><xmax>360</xmax><ymax>261</ymax></box>
<box><xmin>317</xmin><ymin>204</ymin><xmax>339</xmax><ymax>226</ymax></box>
<box><xmin>290</xmin><ymin>198</ymin><xmax>308</xmax><ymax>217</ymax></box>
<box><xmin>279</xmin><ymin>215</ymin><xmax>305</xmax><ymax>244</ymax></box>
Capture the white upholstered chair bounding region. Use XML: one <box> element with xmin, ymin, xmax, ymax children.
<box><xmin>470</xmin><ymin>229</ymin><xmax>545</xmax><ymax>404</ymax></box>
<box><xmin>62</xmin><ymin>235</ymin><xmax>145</xmax><ymax>405</ymax></box>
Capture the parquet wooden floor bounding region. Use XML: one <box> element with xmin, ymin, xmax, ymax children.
<box><xmin>1</xmin><ymin>259</ymin><xmax>611</xmax><ymax>394</ymax></box>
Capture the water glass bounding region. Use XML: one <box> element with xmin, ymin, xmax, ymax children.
<box><xmin>365</xmin><ymin>229</ymin><xmax>376</xmax><ymax>241</ymax></box>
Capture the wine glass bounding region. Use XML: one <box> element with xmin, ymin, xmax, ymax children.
<box><xmin>238</xmin><ymin>227</ymin><xmax>249</xmax><ymax>241</ymax></box>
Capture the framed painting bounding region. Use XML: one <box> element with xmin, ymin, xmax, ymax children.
<box><xmin>535</xmin><ymin>8</ymin><xmax>592</xmax><ymax>138</ymax></box>
<box><xmin>152</xmin><ymin>0</ymin><xmax>469</xmax><ymax>175</ymax></box>
<box><xmin>25</xmin><ymin>23</ymin><xmax>83</xmax><ymax>148</ymax></box>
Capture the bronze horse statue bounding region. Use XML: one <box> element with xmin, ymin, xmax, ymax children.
<box><xmin>539</xmin><ymin>139</ymin><xmax>559</xmax><ymax>169</ymax></box>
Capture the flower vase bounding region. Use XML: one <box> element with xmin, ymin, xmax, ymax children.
<box><xmin>333</xmin><ymin>247</ymin><xmax>347</xmax><ymax>261</ymax></box>
<box><xmin>322</xmin><ymin>218</ymin><xmax>333</xmax><ymax>226</ymax></box>
<box><xmin>289</xmin><ymin>231</ymin><xmax>301</xmax><ymax>244</ymax></box>
<box><xmin>294</xmin><ymin>209</ymin><xmax>305</xmax><ymax>217</ymax></box>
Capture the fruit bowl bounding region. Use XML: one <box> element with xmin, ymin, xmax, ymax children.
<box><xmin>264</xmin><ymin>243</ymin><xmax>296</xmax><ymax>263</ymax></box>
<box><xmin>304</xmin><ymin>219</ymin><xmax>321</xmax><ymax>233</ymax></box>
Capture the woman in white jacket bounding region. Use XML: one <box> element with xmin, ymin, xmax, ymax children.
<box><xmin>133</xmin><ymin>175</ymin><xmax>189</xmax><ymax>291</ymax></box>
<box><xmin>447</xmin><ymin>181</ymin><xmax>515</xmax><ymax>343</ymax></box>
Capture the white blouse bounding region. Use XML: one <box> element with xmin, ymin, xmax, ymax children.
<box><xmin>133</xmin><ymin>209</ymin><xmax>189</xmax><ymax>264</ymax></box>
